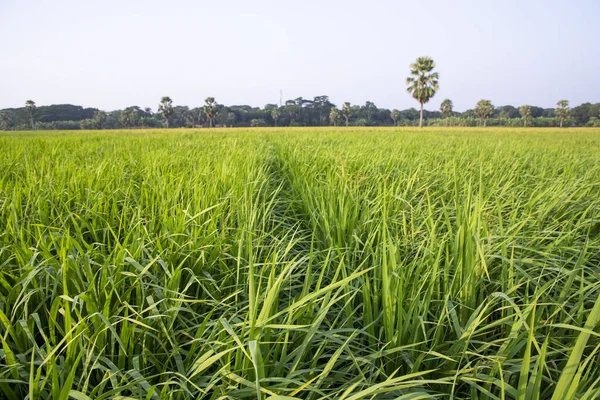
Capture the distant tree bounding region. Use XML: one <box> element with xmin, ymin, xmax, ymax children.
<box><xmin>217</xmin><ymin>111</ymin><xmax>236</xmax><ymax>127</ymax></box>
<box><xmin>555</xmin><ymin>100</ymin><xmax>569</xmax><ymax>128</ymax></box>
<box><xmin>406</xmin><ymin>56</ymin><xmax>439</xmax><ymax>128</ymax></box>
<box><xmin>0</xmin><ymin>111</ymin><xmax>15</xmax><ymax>130</ymax></box>
<box><xmin>329</xmin><ymin>108</ymin><xmax>341</xmax><ymax>126</ymax></box>
<box><xmin>271</xmin><ymin>108</ymin><xmax>280</xmax><ymax>127</ymax></box>
<box><xmin>440</xmin><ymin>99</ymin><xmax>453</xmax><ymax>119</ymax></box>
<box><xmin>475</xmin><ymin>100</ymin><xmax>494</xmax><ymax>126</ymax></box>
<box><xmin>92</xmin><ymin>110</ymin><xmax>107</xmax><ymax>129</ymax></box>
<box><xmin>364</xmin><ymin>101</ymin><xmax>376</xmax><ymax>122</ymax></box>
<box><xmin>519</xmin><ymin>105</ymin><xmax>532</xmax><ymax>127</ymax></box>
<box><xmin>80</xmin><ymin>119</ymin><xmax>93</xmax><ymax>129</ymax></box>
<box><xmin>158</xmin><ymin>96</ymin><xmax>173</xmax><ymax>128</ymax></box>
<box><xmin>25</xmin><ymin>100</ymin><xmax>36</xmax><ymax>129</ymax></box>
<box><xmin>313</xmin><ymin>95</ymin><xmax>332</xmax><ymax>125</ymax></box>
<box><xmin>186</xmin><ymin>107</ymin><xmax>202</xmax><ymax>127</ymax></box>
<box><xmin>204</xmin><ymin>97</ymin><xmax>217</xmax><ymax>128</ymax></box>
<box><xmin>250</xmin><ymin>118</ymin><xmax>268</xmax><ymax>127</ymax></box>
<box><xmin>342</xmin><ymin>102</ymin><xmax>351</xmax><ymax>126</ymax></box>
<box><xmin>497</xmin><ymin>105</ymin><xmax>520</xmax><ymax>119</ymax></box>
<box><xmin>119</xmin><ymin>107</ymin><xmax>141</xmax><ymax>128</ymax></box>
<box><xmin>391</xmin><ymin>109</ymin><xmax>400</xmax><ymax>126</ymax></box>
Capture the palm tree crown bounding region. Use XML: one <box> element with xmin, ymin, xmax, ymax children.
<box><xmin>406</xmin><ymin>56</ymin><xmax>439</xmax><ymax>128</ymax></box>
<box><xmin>342</xmin><ymin>102</ymin><xmax>351</xmax><ymax>126</ymax></box>
<box><xmin>158</xmin><ymin>96</ymin><xmax>173</xmax><ymax>128</ymax></box>
<box><xmin>519</xmin><ymin>105</ymin><xmax>532</xmax><ymax>127</ymax></box>
<box><xmin>204</xmin><ymin>97</ymin><xmax>217</xmax><ymax>128</ymax></box>
<box><xmin>440</xmin><ymin>99</ymin><xmax>453</xmax><ymax>118</ymax></box>
<box><xmin>555</xmin><ymin>100</ymin><xmax>569</xmax><ymax>127</ymax></box>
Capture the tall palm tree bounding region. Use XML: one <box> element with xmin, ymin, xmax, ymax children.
<box><xmin>330</xmin><ymin>108</ymin><xmax>340</xmax><ymax>126</ymax></box>
<box><xmin>555</xmin><ymin>100</ymin><xmax>569</xmax><ymax>128</ymax></box>
<box><xmin>342</xmin><ymin>102</ymin><xmax>351</xmax><ymax>126</ymax></box>
<box><xmin>519</xmin><ymin>105</ymin><xmax>532</xmax><ymax>127</ymax></box>
<box><xmin>475</xmin><ymin>100</ymin><xmax>494</xmax><ymax>126</ymax></box>
<box><xmin>25</xmin><ymin>100</ymin><xmax>36</xmax><ymax>130</ymax></box>
<box><xmin>440</xmin><ymin>99</ymin><xmax>453</xmax><ymax>119</ymax></box>
<box><xmin>271</xmin><ymin>108</ymin><xmax>280</xmax><ymax>127</ymax></box>
<box><xmin>204</xmin><ymin>97</ymin><xmax>217</xmax><ymax>128</ymax></box>
<box><xmin>406</xmin><ymin>57</ymin><xmax>439</xmax><ymax>128</ymax></box>
<box><xmin>391</xmin><ymin>109</ymin><xmax>400</xmax><ymax>126</ymax></box>
<box><xmin>158</xmin><ymin>96</ymin><xmax>173</xmax><ymax>128</ymax></box>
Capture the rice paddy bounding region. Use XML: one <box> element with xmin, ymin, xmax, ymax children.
<box><xmin>1</xmin><ymin>127</ymin><xmax>599</xmax><ymax>399</ymax></box>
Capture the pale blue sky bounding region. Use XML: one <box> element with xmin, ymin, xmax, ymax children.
<box><xmin>1</xmin><ymin>0</ymin><xmax>598</xmax><ymax>112</ymax></box>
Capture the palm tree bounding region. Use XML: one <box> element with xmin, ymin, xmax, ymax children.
<box><xmin>555</xmin><ymin>100</ymin><xmax>569</xmax><ymax>128</ymax></box>
<box><xmin>391</xmin><ymin>109</ymin><xmax>400</xmax><ymax>126</ymax></box>
<box><xmin>342</xmin><ymin>102</ymin><xmax>351</xmax><ymax>126</ymax></box>
<box><xmin>330</xmin><ymin>108</ymin><xmax>341</xmax><ymax>126</ymax></box>
<box><xmin>271</xmin><ymin>108</ymin><xmax>280</xmax><ymax>127</ymax></box>
<box><xmin>519</xmin><ymin>105</ymin><xmax>532</xmax><ymax>127</ymax></box>
<box><xmin>25</xmin><ymin>100</ymin><xmax>36</xmax><ymax>130</ymax></box>
<box><xmin>158</xmin><ymin>96</ymin><xmax>173</xmax><ymax>128</ymax></box>
<box><xmin>406</xmin><ymin>57</ymin><xmax>439</xmax><ymax>128</ymax></box>
<box><xmin>204</xmin><ymin>97</ymin><xmax>217</xmax><ymax>128</ymax></box>
<box><xmin>475</xmin><ymin>100</ymin><xmax>494</xmax><ymax>126</ymax></box>
<box><xmin>440</xmin><ymin>99</ymin><xmax>453</xmax><ymax>119</ymax></box>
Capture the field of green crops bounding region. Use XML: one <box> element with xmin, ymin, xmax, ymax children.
<box><xmin>1</xmin><ymin>127</ymin><xmax>600</xmax><ymax>399</ymax></box>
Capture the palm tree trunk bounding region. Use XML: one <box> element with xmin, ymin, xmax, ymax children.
<box><xmin>345</xmin><ymin>117</ymin><xmax>348</xmax><ymax>127</ymax></box>
<box><xmin>560</xmin><ymin>118</ymin><xmax>563</xmax><ymax>128</ymax></box>
<box><xmin>419</xmin><ymin>102</ymin><xmax>424</xmax><ymax>128</ymax></box>
<box><xmin>166</xmin><ymin>118</ymin><xmax>169</xmax><ymax>129</ymax></box>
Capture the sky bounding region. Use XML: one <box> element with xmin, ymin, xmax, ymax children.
<box><xmin>1</xmin><ymin>0</ymin><xmax>599</xmax><ymax>112</ymax></box>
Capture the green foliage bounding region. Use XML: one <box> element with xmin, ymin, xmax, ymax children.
<box><xmin>119</xmin><ymin>106</ymin><xmax>141</xmax><ymax>128</ymax></box>
<box><xmin>440</xmin><ymin>99</ymin><xmax>453</xmax><ymax>118</ymax></box>
<box><xmin>329</xmin><ymin>107</ymin><xmax>340</xmax><ymax>126</ymax></box>
<box><xmin>25</xmin><ymin>99</ymin><xmax>36</xmax><ymax>129</ymax></box>
<box><xmin>2</xmin><ymin>99</ymin><xmax>600</xmax><ymax>131</ymax></box>
<box><xmin>250</xmin><ymin>118</ymin><xmax>268</xmax><ymax>127</ymax></box>
<box><xmin>342</xmin><ymin>102</ymin><xmax>351</xmax><ymax>126</ymax></box>
<box><xmin>158</xmin><ymin>96</ymin><xmax>174</xmax><ymax>128</ymax></box>
<box><xmin>1</xmin><ymin>127</ymin><xmax>599</xmax><ymax>399</ymax></box>
<box><xmin>587</xmin><ymin>117</ymin><xmax>600</xmax><ymax>127</ymax></box>
<box><xmin>555</xmin><ymin>100</ymin><xmax>570</xmax><ymax>127</ymax></box>
<box><xmin>519</xmin><ymin>105</ymin><xmax>532</xmax><ymax>127</ymax></box>
<box><xmin>390</xmin><ymin>109</ymin><xmax>400</xmax><ymax>126</ymax></box>
<box><xmin>475</xmin><ymin>99</ymin><xmax>495</xmax><ymax>126</ymax></box>
<box><xmin>204</xmin><ymin>97</ymin><xmax>218</xmax><ymax>128</ymax></box>
<box><xmin>271</xmin><ymin>108</ymin><xmax>280</xmax><ymax>127</ymax></box>
<box><xmin>406</xmin><ymin>56</ymin><xmax>439</xmax><ymax>127</ymax></box>
<box><xmin>0</xmin><ymin>111</ymin><xmax>15</xmax><ymax>130</ymax></box>
<box><xmin>92</xmin><ymin>110</ymin><xmax>107</xmax><ymax>129</ymax></box>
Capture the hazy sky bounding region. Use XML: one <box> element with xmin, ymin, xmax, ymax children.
<box><xmin>1</xmin><ymin>0</ymin><xmax>599</xmax><ymax>112</ymax></box>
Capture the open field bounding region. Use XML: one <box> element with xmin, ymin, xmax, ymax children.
<box><xmin>1</xmin><ymin>127</ymin><xmax>600</xmax><ymax>399</ymax></box>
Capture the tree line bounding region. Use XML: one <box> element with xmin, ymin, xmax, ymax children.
<box><xmin>1</xmin><ymin>57</ymin><xmax>599</xmax><ymax>130</ymax></box>
<box><xmin>2</xmin><ymin>99</ymin><xmax>598</xmax><ymax>131</ymax></box>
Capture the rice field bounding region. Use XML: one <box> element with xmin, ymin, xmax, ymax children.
<box><xmin>1</xmin><ymin>127</ymin><xmax>599</xmax><ymax>399</ymax></box>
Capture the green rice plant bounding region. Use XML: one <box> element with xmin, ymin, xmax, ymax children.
<box><xmin>0</xmin><ymin>127</ymin><xmax>599</xmax><ymax>399</ymax></box>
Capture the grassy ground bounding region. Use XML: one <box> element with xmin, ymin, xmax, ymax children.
<box><xmin>1</xmin><ymin>127</ymin><xmax>599</xmax><ymax>399</ymax></box>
